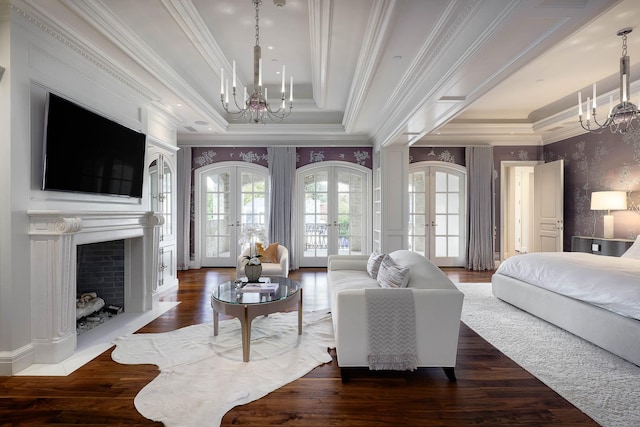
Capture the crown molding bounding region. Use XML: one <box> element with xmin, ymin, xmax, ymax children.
<box><xmin>62</xmin><ymin>0</ymin><xmax>227</xmax><ymax>133</ymax></box>
<box><xmin>14</xmin><ymin>0</ymin><xmax>159</xmax><ymax>102</ymax></box>
<box><xmin>178</xmin><ymin>126</ymin><xmax>371</xmax><ymax>147</ymax></box>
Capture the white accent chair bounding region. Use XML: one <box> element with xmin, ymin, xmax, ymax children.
<box><xmin>236</xmin><ymin>245</ymin><xmax>289</xmax><ymax>279</ymax></box>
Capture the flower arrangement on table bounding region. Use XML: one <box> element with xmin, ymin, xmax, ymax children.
<box><xmin>239</xmin><ymin>224</ymin><xmax>268</xmax><ymax>266</ymax></box>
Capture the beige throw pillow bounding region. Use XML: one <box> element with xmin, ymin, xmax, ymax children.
<box><xmin>256</xmin><ymin>242</ymin><xmax>279</xmax><ymax>263</ymax></box>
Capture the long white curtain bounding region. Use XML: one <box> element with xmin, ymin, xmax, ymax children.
<box><xmin>267</xmin><ymin>147</ymin><xmax>296</xmax><ymax>271</ymax></box>
<box><xmin>176</xmin><ymin>146</ymin><xmax>192</xmax><ymax>270</ymax></box>
<box><xmin>465</xmin><ymin>146</ymin><xmax>495</xmax><ymax>270</ymax></box>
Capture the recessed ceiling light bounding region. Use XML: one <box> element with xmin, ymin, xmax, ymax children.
<box><xmin>177</xmin><ymin>103</ymin><xmax>183</xmax><ymax>107</ymax></box>
<box><xmin>268</xmin><ymin>46</ymin><xmax>274</xmax><ymax>50</ymax></box>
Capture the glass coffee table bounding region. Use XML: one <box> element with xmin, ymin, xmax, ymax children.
<box><xmin>211</xmin><ymin>277</ymin><xmax>302</xmax><ymax>362</ymax></box>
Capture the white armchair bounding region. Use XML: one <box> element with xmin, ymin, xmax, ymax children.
<box><xmin>236</xmin><ymin>244</ymin><xmax>289</xmax><ymax>279</ymax></box>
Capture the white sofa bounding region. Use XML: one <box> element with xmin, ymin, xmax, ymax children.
<box><xmin>327</xmin><ymin>250</ymin><xmax>464</xmax><ymax>382</ymax></box>
<box><xmin>236</xmin><ymin>245</ymin><xmax>289</xmax><ymax>279</ymax></box>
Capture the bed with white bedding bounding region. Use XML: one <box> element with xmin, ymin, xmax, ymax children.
<box><xmin>492</xmin><ymin>248</ymin><xmax>640</xmax><ymax>367</ymax></box>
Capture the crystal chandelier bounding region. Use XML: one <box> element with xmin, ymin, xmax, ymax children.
<box><xmin>220</xmin><ymin>0</ymin><xmax>293</xmax><ymax>124</ymax></box>
<box><xmin>578</xmin><ymin>27</ymin><xmax>639</xmax><ymax>134</ymax></box>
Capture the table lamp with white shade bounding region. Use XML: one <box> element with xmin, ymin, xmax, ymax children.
<box><xmin>590</xmin><ymin>191</ymin><xmax>627</xmax><ymax>238</ymax></box>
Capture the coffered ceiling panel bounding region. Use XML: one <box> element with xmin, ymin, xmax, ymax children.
<box><xmin>21</xmin><ymin>0</ymin><xmax>636</xmax><ymax>147</ymax></box>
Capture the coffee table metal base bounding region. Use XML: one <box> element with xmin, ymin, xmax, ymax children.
<box><xmin>212</xmin><ymin>288</ymin><xmax>302</xmax><ymax>362</ymax></box>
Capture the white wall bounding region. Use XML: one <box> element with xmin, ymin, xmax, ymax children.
<box><xmin>0</xmin><ymin>0</ymin><xmax>20</xmax><ymax>374</ymax></box>
<box><xmin>0</xmin><ymin>2</ymin><xmax>178</xmax><ymax>374</ymax></box>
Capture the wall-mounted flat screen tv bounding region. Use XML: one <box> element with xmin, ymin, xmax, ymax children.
<box><xmin>42</xmin><ymin>93</ymin><xmax>147</xmax><ymax>198</ymax></box>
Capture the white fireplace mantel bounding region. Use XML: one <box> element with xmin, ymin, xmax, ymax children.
<box><xmin>27</xmin><ymin>210</ymin><xmax>163</xmax><ymax>364</ymax></box>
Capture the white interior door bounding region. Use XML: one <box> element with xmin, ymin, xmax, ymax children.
<box><xmin>500</xmin><ymin>161</ymin><xmax>541</xmax><ymax>260</ymax></box>
<box><xmin>297</xmin><ymin>163</ymin><xmax>370</xmax><ymax>267</ymax></box>
<box><xmin>408</xmin><ymin>162</ymin><xmax>466</xmax><ymax>267</ymax></box>
<box><xmin>533</xmin><ymin>160</ymin><xmax>564</xmax><ymax>252</ymax></box>
<box><xmin>196</xmin><ymin>163</ymin><xmax>269</xmax><ymax>267</ymax></box>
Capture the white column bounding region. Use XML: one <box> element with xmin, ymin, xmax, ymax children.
<box><xmin>29</xmin><ymin>215</ymin><xmax>82</xmax><ymax>363</ymax></box>
<box><xmin>379</xmin><ymin>146</ymin><xmax>409</xmax><ymax>252</ymax></box>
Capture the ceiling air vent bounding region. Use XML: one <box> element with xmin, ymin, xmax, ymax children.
<box><xmin>438</xmin><ymin>96</ymin><xmax>466</xmax><ymax>102</ymax></box>
<box><xmin>184</xmin><ymin>125</ymin><xmax>198</xmax><ymax>132</ymax></box>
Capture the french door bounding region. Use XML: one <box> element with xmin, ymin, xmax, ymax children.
<box><xmin>195</xmin><ymin>163</ymin><xmax>269</xmax><ymax>267</ymax></box>
<box><xmin>408</xmin><ymin>162</ymin><xmax>466</xmax><ymax>267</ymax></box>
<box><xmin>297</xmin><ymin>162</ymin><xmax>371</xmax><ymax>267</ymax></box>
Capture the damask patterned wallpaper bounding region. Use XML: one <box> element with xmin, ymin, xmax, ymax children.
<box><xmin>544</xmin><ymin>128</ymin><xmax>640</xmax><ymax>245</ymax></box>
<box><xmin>296</xmin><ymin>147</ymin><xmax>372</xmax><ymax>168</ymax></box>
<box><xmin>191</xmin><ymin>147</ymin><xmax>373</xmax><ymax>170</ymax></box>
<box><xmin>410</xmin><ymin>145</ymin><xmax>544</xmax><ymax>253</ymax></box>
<box><xmin>409</xmin><ymin>147</ymin><xmax>465</xmax><ymax>165</ymax></box>
<box><xmin>192</xmin><ymin>147</ymin><xmax>269</xmax><ymax>168</ymax></box>
<box><xmin>412</xmin><ymin>140</ymin><xmax>640</xmax><ymax>250</ymax></box>
<box><xmin>188</xmin><ymin>132</ymin><xmax>640</xmax><ymax>260</ymax></box>
<box><xmin>188</xmin><ymin>146</ymin><xmax>373</xmax><ymax>259</ymax></box>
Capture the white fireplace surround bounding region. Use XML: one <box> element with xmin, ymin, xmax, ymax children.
<box><xmin>28</xmin><ymin>210</ymin><xmax>163</xmax><ymax>365</ymax></box>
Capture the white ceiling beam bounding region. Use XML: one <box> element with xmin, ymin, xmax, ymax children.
<box><xmin>342</xmin><ymin>0</ymin><xmax>397</xmax><ymax>134</ymax></box>
<box><xmin>374</xmin><ymin>1</ymin><xmax>527</xmax><ymax>148</ymax></box>
<box><xmin>308</xmin><ymin>0</ymin><xmax>332</xmax><ymax>109</ymax></box>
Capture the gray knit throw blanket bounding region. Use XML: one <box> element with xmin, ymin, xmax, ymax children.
<box><xmin>365</xmin><ymin>288</ymin><xmax>417</xmax><ymax>371</ymax></box>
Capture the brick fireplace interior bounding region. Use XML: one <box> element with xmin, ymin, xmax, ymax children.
<box><xmin>77</xmin><ymin>240</ymin><xmax>125</xmax><ymax>309</ymax></box>
<box><xmin>76</xmin><ymin>240</ymin><xmax>126</xmax><ymax>333</ymax></box>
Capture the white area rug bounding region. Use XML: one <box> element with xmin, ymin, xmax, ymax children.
<box><xmin>458</xmin><ymin>283</ymin><xmax>640</xmax><ymax>427</ymax></box>
<box><xmin>112</xmin><ymin>310</ymin><xmax>334</xmax><ymax>427</ymax></box>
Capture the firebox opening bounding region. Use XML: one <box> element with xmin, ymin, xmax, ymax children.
<box><xmin>76</xmin><ymin>239</ymin><xmax>125</xmax><ymax>335</ymax></box>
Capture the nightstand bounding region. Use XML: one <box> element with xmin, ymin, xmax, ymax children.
<box><xmin>571</xmin><ymin>236</ymin><xmax>634</xmax><ymax>257</ymax></box>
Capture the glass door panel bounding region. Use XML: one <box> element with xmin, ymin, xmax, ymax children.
<box><xmin>161</xmin><ymin>161</ymin><xmax>172</xmax><ymax>238</ymax></box>
<box><xmin>408</xmin><ymin>163</ymin><xmax>466</xmax><ymax>266</ymax></box>
<box><xmin>298</xmin><ymin>164</ymin><xmax>370</xmax><ymax>267</ymax></box>
<box><xmin>240</xmin><ymin>171</ymin><xmax>267</xmax><ymax>230</ymax></box>
<box><xmin>200</xmin><ymin>165</ymin><xmax>269</xmax><ymax>267</ymax></box>
<box><xmin>205</xmin><ymin>172</ymin><xmax>232</xmax><ymax>260</ymax></box>
<box><xmin>302</xmin><ymin>170</ymin><xmax>329</xmax><ymax>259</ymax></box>
<box><xmin>409</xmin><ymin>171</ymin><xmax>427</xmax><ymax>255</ymax></box>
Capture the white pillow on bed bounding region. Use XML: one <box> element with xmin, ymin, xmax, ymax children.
<box><xmin>621</xmin><ymin>235</ymin><xmax>640</xmax><ymax>259</ymax></box>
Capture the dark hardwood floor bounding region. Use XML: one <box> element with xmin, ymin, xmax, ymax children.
<box><xmin>0</xmin><ymin>268</ymin><xmax>598</xmax><ymax>426</ymax></box>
